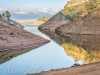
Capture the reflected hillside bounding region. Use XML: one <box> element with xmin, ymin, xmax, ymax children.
<box><xmin>62</xmin><ymin>34</ymin><xmax>100</xmax><ymax>63</ymax></box>
<box><xmin>43</xmin><ymin>32</ymin><xmax>100</xmax><ymax>64</ymax></box>
<box><xmin>0</xmin><ymin>48</ymin><xmax>33</xmax><ymax>64</ymax></box>
<box><xmin>41</xmin><ymin>32</ymin><xmax>69</xmax><ymax>45</ymax></box>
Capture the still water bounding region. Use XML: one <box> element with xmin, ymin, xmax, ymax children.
<box><xmin>0</xmin><ymin>25</ymin><xmax>85</xmax><ymax>75</ymax></box>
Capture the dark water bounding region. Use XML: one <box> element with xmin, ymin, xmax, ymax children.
<box><xmin>1</xmin><ymin>25</ymin><xmax>100</xmax><ymax>75</ymax></box>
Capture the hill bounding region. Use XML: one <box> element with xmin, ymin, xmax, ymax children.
<box><xmin>0</xmin><ymin>15</ymin><xmax>49</xmax><ymax>51</ymax></box>
<box><xmin>19</xmin><ymin>17</ymin><xmax>51</xmax><ymax>25</ymax></box>
<box><xmin>38</xmin><ymin>0</ymin><xmax>100</xmax><ymax>33</ymax></box>
<box><xmin>56</xmin><ymin>9</ymin><xmax>100</xmax><ymax>35</ymax></box>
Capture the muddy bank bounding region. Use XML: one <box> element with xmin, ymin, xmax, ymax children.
<box><xmin>28</xmin><ymin>61</ymin><xmax>100</xmax><ymax>75</ymax></box>
<box><xmin>0</xmin><ymin>18</ymin><xmax>50</xmax><ymax>51</ymax></box>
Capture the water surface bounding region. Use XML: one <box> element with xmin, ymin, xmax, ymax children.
<box><xmin>0</xmin><ymin>25</ymin><xmax>87</xmax><ymax>75</ymax></box>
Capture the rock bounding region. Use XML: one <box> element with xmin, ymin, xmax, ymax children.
<box><xmin>0</xmin><ymin>18</ymin><xmax>50</xmax><ymax>50</ymax></box>
<box><xmin>56</xmin><ymin>10</ymin><xmax>100</xmax><ymax>35</ymax></box>
<box><xmin>38</xmin><ymin>12</ymin><xmax>69</xmax><ymax>33</ymax></box>
<box><xmin>1</xmin><ymin>11</ymin><xmax>24</xmax><ymax>28</ymax></box>
<box><xmin>8</xmin><ymin>19</ymin><xmax>24</xmax><ymax>28</ymax></box>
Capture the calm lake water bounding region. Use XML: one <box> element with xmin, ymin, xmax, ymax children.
<box><xmin>0</xmin><ymin>25</ymin><xmax>97</xmax><ymax>75</ymax></box>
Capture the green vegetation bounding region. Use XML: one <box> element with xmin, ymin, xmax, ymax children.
<box><xmin>85</xmin><ymin>0</ymin><xmax>98</xmax><ymax>13</ymax></box>
<box><xmin>61</xmin><ymin>0</ymin><xmax>100</xmax><ymax>19</ymax></box>
<box><xmin>43</xmin><ymin>0</ymin><xmax>100</xmax><ymax>21</ymax></box>
<box><xmin>5</xmin><ymin>11</ymin><xmax>11</xmax><ymax>19</ymax></box>
<box><xmin>2</xmin><ymin>12</ymin><xmax>5</xmax><ymax>17</ymax></box>
<box><xmin>51</xmin><ymin>12</ymin><xmax>66</xmax><ymax>19</ymax></box>
<box><xmin>65</xmin><ymin>8</ymin><xmax>82</xmax><ymax>19</ymax></box>
<box><xmin>37</xmin><ymin>16</ymin><xmax>51</xmax><ymax>21</ymax></box>
<box><xmin>1</xmin><ymin>11</ymin><xmax>11</xmax><ymax>20</ymax></box>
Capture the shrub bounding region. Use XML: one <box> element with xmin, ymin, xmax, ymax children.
<box><xmin>85</xmin><ymin>0</ymin><xmax>98</xmax><ymax>13</ymax></box>
<box><xmin>5</xmin><ymin>11</ymin><xmax>11</xmax><ymax>19</ymax></box>
<box><xmin>65</xmin><ymin>8</ymin><xmax>83</xmax><ymax>19</ymax></box>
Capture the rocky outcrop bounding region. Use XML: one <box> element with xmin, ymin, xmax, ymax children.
<box><xmin>8</xmin><ymin>19</ymin><xmax>24</xmax><ymax>28</ymax></box>
<box><xmin>38</xmin><ymin>0</ymin><xmax>87</xmax><ymax>33</ymax></box>
<box><xmin>38</xmin><ymin>0</ymin><xmax>89</xmax><ymax>33</ymax></box>
<box><xmin>38</xmin><ymin>12</ymin><xmax>69</xmax><ymax>32</ymax></box>
<box><xmin>0</xmin><ymin>11</ymin><xmax>24</xmax><ymax>28</ymax></box>
<box><xmin>56</xmin><ymin>10</ymin><xmax>100</xmax><ymax>35</ymax></box>
<box><xmin>0</xmin><ymin>18</ymin><xmax>50</xmax><ymax>51</ymax></box>
<box><xmin>38</xmin><ymin>0</ymin><xmax>100</xmax><ymax>34</ymax></box>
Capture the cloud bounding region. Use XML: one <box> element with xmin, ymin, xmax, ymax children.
<box><xmin>0</xmin><ymin>7</ymin><xmax>61</xmax><ymax>14</ymax></box>
<box><xmin>38</xmin><ymin>8</ymin><xmax>49</xmax><ymax>13</ymax></box>
<box><xmin>0</xmin><ymin>7</ymin><xmax>62</xmax><ymax>21</ymax></box>
<box><xmin>0</xmin><ymin>7</ymin><xmax>3</xmax><ymax>11</ymax></box>
<box><xmin>14</xmin><ymin>11</ymin><xmax>29</xmax><ymax>14</ymax></box>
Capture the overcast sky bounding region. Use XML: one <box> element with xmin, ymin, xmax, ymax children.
<box><xmin>0</xmin><ymin>0</ymin><xmax>70</xmax><ymax>21</ymax></box>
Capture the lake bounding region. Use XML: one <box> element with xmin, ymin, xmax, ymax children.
<box><xmin>1</xmin><ymin>25</ymin><xmax>99</xmax><ymax>75</ymax></box>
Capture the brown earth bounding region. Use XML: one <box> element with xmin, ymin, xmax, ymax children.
<box><xmin>0</xmin><ymin>18</ymin><xmax>50</xmax><ymax>51</ymax></box>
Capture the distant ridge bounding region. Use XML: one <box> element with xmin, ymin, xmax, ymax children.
<box><xmin>19</xmin><ymin>17</ymin><xmax>51</xmax><ymax>25</ymax></box>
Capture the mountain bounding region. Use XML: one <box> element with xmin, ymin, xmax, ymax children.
<box><xmin>38</xmin><ymin>0</ymin><xmax>100</xmax><ymax>34</ymax></box>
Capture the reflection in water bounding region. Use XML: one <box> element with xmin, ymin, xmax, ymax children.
<box><xmin>0</xmin><ymin>48</ymin><xmax>33</xmax><ymax>64</ymax></box>
<box><xmin>43</xmin><ymin>32</ymin><xmax>100</xmax><ymax>64</ymax></box>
